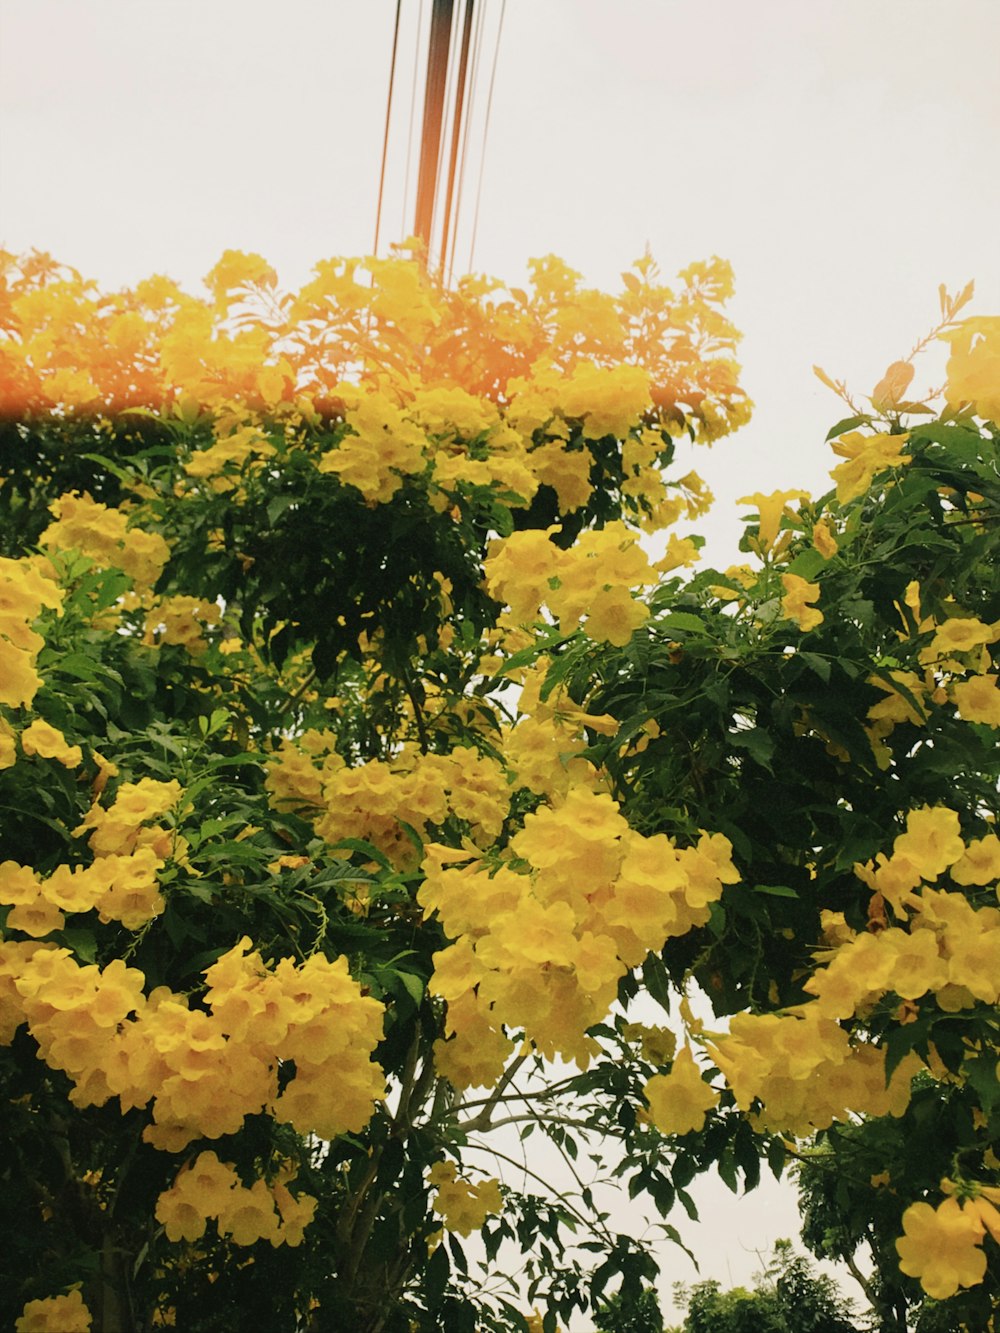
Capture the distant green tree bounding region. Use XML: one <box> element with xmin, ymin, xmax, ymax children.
<box><xmin>594</xmin><ymin>1285</ymin><xmax>664</xmax><ymax>1333</ymax></box>
<box><xmin>674</xmin><ymin>1241</ymin><xmax>858</xmax><ymax>1333</ymax></box>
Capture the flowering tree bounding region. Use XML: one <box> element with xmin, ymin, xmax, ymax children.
<box><xmin>0</xmin><ymin>246</ymin><xmax>998</xmax><ymax>1333</ymax></box>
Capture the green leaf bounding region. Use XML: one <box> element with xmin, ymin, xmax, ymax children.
<box><xmin>59</xmin><ymin>928</ymin><xmax>98</xmax><ymax>963</ymax></box>
<box><xmin>656</xmin><ymin>611</ymin><xmax>709</xmax><ymax>636</ymax></box>
<box><xmin>964</xmin><ymin>1054</ymin><xmax>1000</xmax><ymax>1113</ymax></box>
<box><xmin>787</xmin><ymin>548</ymin><xmax>828</xmax><ymax>581</ymax></box>
<box><xmin>753</xmin><ymin>884</ymin><xmax>799</xmax><ymax>899</ymax></box>
<box><xmin>796</xmin><ymin>651</ymin><xmax>832</xmax><ymax>683</ymax></box>
<box><xmin>327</xmin><ymin>838</ymin><xmax>394</xmax><ymax>871</ymax></box>
<box><xmin>426</xmin><ymin>1239</ymin><xmax>450</xmax><ymax>1301</ymax></box>
<box><xmin>729</xmin><ymin>726</ymin><xmax>775</xmax><ymax>772</ymax></box>
<box><xmin>396</xmin><ymin>971</ymin><xmax>426</xmax><ymax>1008</ymax></box>
<box><xmin>267</xmin><ymin>494</ymin><xmax>299</xmax><ymax>526</ymax></box>
<box><xmin>641</xmin><ymin>953</ymin><xmax>673</xmax><ymax>1014</ymax></box>
<box><xmin>825</xmin><ymin>414</ymin><xmax>871</xmax><ymax>441</ymax></box>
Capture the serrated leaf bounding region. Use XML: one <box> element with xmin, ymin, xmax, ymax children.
<box><xmin>396</xmin><ymin>971</ymin><xmax>425</xmax><ymax>1008</ymax></box>
<box><xmin>797</xmin><ymin>651</ymin><xmax>832</xmax><ymax>683</ymax></box>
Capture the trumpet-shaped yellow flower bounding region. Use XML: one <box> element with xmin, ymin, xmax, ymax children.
<box><xmin>781</xmin><ymin>573</ymin><xmax>823</xmax><ymax>631</ymax></box>
<box><xmin>952</xmin><ymin>674</ymin><xmax>1000</xmax><ymax>727</ymax></box>
<box><xmin>896</xmin><ymin>1197</ymin><xmax>987</xmax><ymax>1300</ymax></box>
<box><xmin>892</xmin><ymin>806</ymin><xmax>965</xmax><ymax>881</ymax></box>
<box><xmin>737</xmin><ymin>489</ymin><xmax>809</xmax><ymax>552</ymax></box>
<box><xmin>643</xmin><ymin>1045</ymin><xmax>719</xmax><ymax>1136</ymax></box>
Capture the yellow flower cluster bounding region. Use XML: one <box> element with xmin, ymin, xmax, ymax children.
<box><xmin>182</xmin><ymin>423</ymin><xmax>277</xmax><ymax>490</ymax></box>
<box><xmin>2</xmin><ymin>936</ymin><xmax>384</xmax><ymax>1151</ymax></box>
<box><xmin>263</xmin><ymin>730</ymin><xmax>343</xmax><ymax>809</ymax></box>
<box><xmin>39</xmin><ymin>491</ymin><xmax>170</xmax><ymax>590</ymax></box>
<box><xmin>420</xmin><ymin>786</ymin><xmax>739</xmax><ymax>1083</ymax></box>
<box><xmin>817</xmin><ymin>815</ymin><xmax>1000</xmax><ymax>1014</ymax></box>
<box><xmin>913</xmin><ymin>609</ymin><xmax>1000</xmax><ymax>728</ymax></box>
<box><xmin>0</xmin><ymin>555</ymin><xmax>64</xmax><ymax>708</ymax></box>
<box><xmin>15</xmin><ymin>1288</ymin><xmax>91</xmax><ymax>1332</ymax></box>
<box><xmin>483</xmin><ymin>521</ymin><xmax>658</xmax><ymax>646</ymax></box>
<box><xmin>267</xmin><ymin>739</ymin><xmax>509</xmax><ymax>867</ymax></box>
<box><xmin>862</xmin><ymin>590</ymin><xmax>1000</xmax><ymax>767</ymax></box>
<box><xmin>499</xmin><ymin>667</ymin><xmax>612</xmax><ymax>800</ymax></box>
<box><xmin>428</xmin><ymin>1161</ymin><xmax>503</xmax><ymax>1237</ymax></box>
<box><xmin>143</xmin><ymin>595</ymin><xmax>222</xmax><ymax>654</ymax></box>
<box><xmin>155</xmin><ymin>1151</ymin><xmax>317</xmax><ymax>1248</ymax></box>
<box><xmin>0</xmin><ymin>773</ymin><xmax>180</xmax><ymax>936</ymax></box>
<box><xmin>0</xmin><ymin>776</ymin><xmax>187</xmax><ymax>933</ymax></box>
<box><xmin>1</xmin><ymin>250</ymin><xmax>749</xmax><ymax>534</ymax></box>
<box><xmin>708</xmin><ymin>1007</ymin><xmax>920</xmax><ymax>1135</ymax></box>
<box><xmin>510</xmin><ymin>360</ymin><xmax>651</xmax><ymax>443</ymax></box>
<box><xmin>318</xmin><ymin>388</ymin><xmax>433</xmax><ymax>503</ymax></box>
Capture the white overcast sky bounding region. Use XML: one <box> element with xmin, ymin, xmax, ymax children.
<box><xmin>2</xmin><ymin>0</ymin><xmax>999</xmax><ymax>1319</ymax></box>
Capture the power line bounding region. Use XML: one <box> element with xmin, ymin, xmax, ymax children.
<box><xmin>428</xmin><ymin>0</ymin><xmax>460</xmax><ymax>260</ymax></box>
<box><xmin>438</xmin><ymin>0</ymin><xmax>475</xmax><ymax>281</ymax></box>
<box><xmin>401</xmin><ymin>0</ymin><xmax>427</xmax><ymax>245</ymax></box>
<box><xmin>467</xmin><ymin>0</ymin><xmax>505</xmax><ymax>275</ymax></box>
<box><xmin>373</xmin><ymin>0</ymin><xmax>403</xmax><ymax>260</ymax></box>
<box><xmin>447</xmin><ymin>0</ymin><xmax>484</xmax><ymax>285</ymax></box>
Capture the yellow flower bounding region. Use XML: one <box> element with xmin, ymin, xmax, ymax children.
<box><xmin>812</xmin><ymin>519</ymin><xmax>838</xmax><ymax>559</ymax></box>
<box><xmin>655</xmin><ymin>533</ymin><xmax>701</xmax><ymax>575</ymax></box>
<box><xmin>643</xmin><ymin>1044</ymin><xmax>719</xmax><ymax>1135</ymax></box>
<box><xmin>880</xmin><ymin>927</ymin><xmax>947</xmax><ymax>1000</ymax></box>
<box><xmin>176</xmin><ymin>1151</ymin><xmax>239</xmax><ymax>1215</ymax></box>
<box><xmin>892</xmin><ymin>806</ymin><xmax>965</xmax><ymax>881</ymax></box>
<box><xmin>737</xmin><ymin>489</ymin><xmax>809</xmax><ymax>552</ymax></box>
<box><xmin>528</xmin><ymin>439</ymin><xmax>592</xmax><ymax>511</ymax></box>
<box><xmin>0</xmin><ymin>718</ymin><xmax>17</xmax><ymax>770</ymax></box>
<box><xmin>217</xmin><ymin>1178</ymin><xmax>280</xmax><ymax>1246</ymax></box>
<box><xmin>950</xmin><ymin>833</ymin><xmax>1000</xmax><ymax>886</ymax></box>
<box><xmin>952</xmin><ymin>674</ymin><xmax>1000</xmax><ymax>727</ymax></box>
<box><xmin>896</xmin><ymin>1197</ymin><xmax>987</xmax><ymax>1300</ymax></box>
<box><xmin>781</xmin><ymin>573</ymin><xmax>823</xmax><ymax>631</ymax></box>
<box><xmin>942</xmin><ymin>315</ymin><xmax>1000</xmax><ymax>423</ymax></box>
<box><xmin>926</xmin><ymin>617</ymin><xmax>998</xmax><ymax>659</ymax></box>
<box><xmin>20</xmin><ymin>719</ymin><xmax>82</xmax><ymax>768</ymax></box>
<box><xmin>584</xmin><ymin>587</ymin><xmax>649</xmax><ymax>646</ymax></box>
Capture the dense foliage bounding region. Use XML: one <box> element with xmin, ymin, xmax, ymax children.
<box><xmin>0</xmin><ymin>247</ymin><xmax>998</xmax><ymax>1332</ymax></box>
